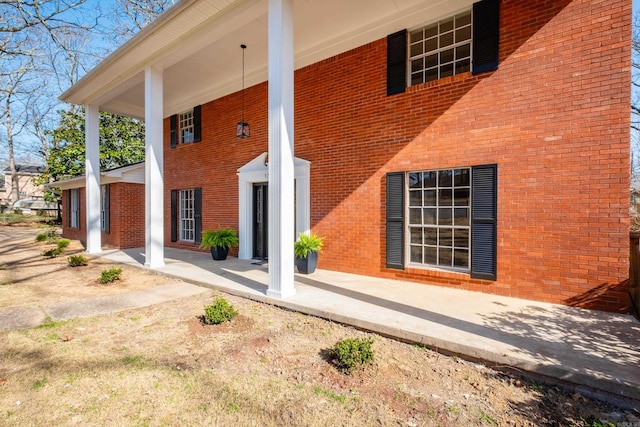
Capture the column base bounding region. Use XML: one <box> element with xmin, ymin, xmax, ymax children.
<box><xmin>267</xmin><ymin>288</ymin><xmax>296</xmax><ymax>299</ymax></box>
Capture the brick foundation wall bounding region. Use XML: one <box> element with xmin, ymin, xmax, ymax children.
<box><xmin>163</xmin><ymin>0</ymin><xmax>631</xmax><ymax>312</ymax></box>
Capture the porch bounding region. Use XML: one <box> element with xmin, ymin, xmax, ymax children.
<box><xmin>101</xmin><ymin>247</ymin><xmax>640</xmax><ymax>406</ymax></box>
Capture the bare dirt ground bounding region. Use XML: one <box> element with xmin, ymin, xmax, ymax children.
<box><xmin>0</xmin><ymin>225</ymin><xmax>638</xmax><ymax>426</ymax></box>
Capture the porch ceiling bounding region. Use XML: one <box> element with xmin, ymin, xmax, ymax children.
<box><xmin>60</xmin><ymin>0</ymin><xmax>473</xmax><ymax>119</ymax></box>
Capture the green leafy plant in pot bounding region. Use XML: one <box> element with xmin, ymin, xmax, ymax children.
<box><xmin>294</xmin><ymin>232</ymin><xmax>324</xmax><ymax>274</ymax></box>
<box><xmin>199</xmin><ymin>228</ymin><xmax>239</xmax><ymax>261</ymax></box>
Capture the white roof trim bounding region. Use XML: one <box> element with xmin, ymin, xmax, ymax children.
<box><xmin>47</xmin><ymin>162</ymin><xmax>145</xmax><ymax>189</ymax></box>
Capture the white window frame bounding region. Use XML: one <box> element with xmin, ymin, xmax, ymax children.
<box><xmin>407</xmin><ymin>168</ymin><xmax>471</xmax><ymax>271</ymax></box>
<box><xmin>70</xmin><ymin>188</ymin><xmax>79</xmax><ymax>229</ymax></box>
<box><xmin>408</xmin><ymin>10</ymin><xmax>472</xmax><ymax>86</ymax></box>
<box><xmin>179</xmin><ymin>189</ymin><xmax>195</xmax><ymax>242</ymax></box>
<box><xmin>178</xmin><ymin>109</ymin><xmax>194</xmax><ymax>144</ymax></box>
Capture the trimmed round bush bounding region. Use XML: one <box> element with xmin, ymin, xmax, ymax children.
<box><xmin>203</xmin><ymin>297</ymin><xmax>238</xmax><ymax>325</ymax></box>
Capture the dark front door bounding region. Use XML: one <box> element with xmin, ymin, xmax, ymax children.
<box><xmin>253</xmin><ymin>183</ymin><xmax>268</xmax><ymax>259</ymax></box>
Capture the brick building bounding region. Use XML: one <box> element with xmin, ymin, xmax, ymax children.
<box><xmin>58</xmin><ymin>0</ymin><xmax>631</xmax><ymax>312</ymax></box>
<box><xmin>57</xmin><ymin>163</ymin><xmax>145</xmax><ymax>249</ymax></box>
<box><xmin>0</xmin><ymin>165</ymin><xmax>46</xmax><ymax>205</ymax></box>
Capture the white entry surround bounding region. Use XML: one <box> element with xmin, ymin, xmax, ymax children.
<box><xmin>237</xmin><ymin>152</ymin><xmax>310</xmax><ymax>260</ymax></box>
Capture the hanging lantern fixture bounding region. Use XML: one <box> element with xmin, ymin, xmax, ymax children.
<box><xmin>236</xmin><ymin>44</ymin><xmax>250</xmax><ymax>138</ymax></box>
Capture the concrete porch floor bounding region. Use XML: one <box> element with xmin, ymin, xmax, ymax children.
<box><xmin>102</xmin><ymin>247</ymin><xmax>640</xmax><ymax>408</ymax></box>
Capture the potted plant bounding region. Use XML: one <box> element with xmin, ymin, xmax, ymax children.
<box><xmin>199</xmin><ymin>228</ymin><xmax>239</xmax><ymax>261</ymax></box>
<box><xmin>294</xmin><ymin>232</ymin><xmax>324</xmax><ymax>274</ymax></box>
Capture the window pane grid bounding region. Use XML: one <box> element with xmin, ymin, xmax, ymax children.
<box><xmin>408</xmin><ymin>168</ymin><xmax>471</xmax><ymax>270</ymax></box>
<box><xmin>179</xmin><ymin>110</ymin><xmax>194</xmax><ymax>144</ymax></box>
<box><xmin>180</xmin><ymin>189</ymin><xmax>195</xmax><ymax>242</ymax></box>
<box><xmin>409</xmin><ymin>11</ymin><xmax>472</xmax><ymax>86</ymax></box>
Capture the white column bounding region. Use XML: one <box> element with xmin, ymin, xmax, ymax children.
<box><xmin>267</xmin><ymin>0</ymin><xmax>296</xmax><ymax>298</ymax></box>
<box><xmin>84</xmin><ymin>104</ymin><xmax>101</xmax><ymax>254</ymax></box>
<box><xmin>144</xmin><ymin>66</ymin><xmax>165</xmax><ymax>268</ymax></box>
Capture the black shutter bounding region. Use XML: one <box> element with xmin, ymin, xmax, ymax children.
<box><xmin>471</xmin><ymin>164</ymin><xmax>497</xmax><ymax>280</ymax></box>
<box><xmin>387</xmin><ymin>30</ymin><xmax>407</xmax><ymax>96</ymax></box>
<box><xmin>66</xmin><ymin>190</ymin><xmax>71</xmax><ymax>228</ymax></box>
<box><xmin>472</xmin><ymin>0</ymin><xmax>500</xmax><ymax>75</ymax></box>
<box><xmin>170</xmin><ymin>115</ymin><xmax>177</xmax><ymax>148</ymax></box>
<box><xmin>193</xmin><ymin>105</ymin><xmax>202</xmax><ymax>143</ymax></box>
<box><xmin>386</xmin><ymin>172</ymin><xmax>405</xmax><ymax>269</ymax></box>
<box><xmin>103</xmin><ymin>184</ymin><xmax>110</xmax><ymax>234</ymax></box>
<box><xmin>77</xmin><ymin>189</ymin><xmax>81</xmax><ymax>231</ymax></box>
<box><xmin>171</xmin><ymin>189</ymin><xmax>178</xmax><ymax>242</ymax></box>
<box><xmin>194</xmin><ymin>187</ymin><xmax>202</xmax><ymax>245</ymax></box>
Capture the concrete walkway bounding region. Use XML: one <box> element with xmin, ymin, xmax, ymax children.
<box><xmin>0</xmin><ymin>281</ymin><xmax>207</xmax><ymax>332</ymax></box>
<box><xmin>94</xmin><ymin>247</ymin><xmax>640</xmax><ymax>408</ymax></box>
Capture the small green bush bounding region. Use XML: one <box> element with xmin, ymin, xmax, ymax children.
<box><xmin>203</xmin><ymin>296</ymin><xmax>238</xmax><ymax>325</ymax></box>
<box><xmin>35</xmin><ymin>228</ymin><xmax>58</xmax><ymax>243</ymax></box>
<box><xmin>99</xmin><ymin>267</ymin><xmax>123</xmax><ymax>284</ymax></box>
<box><xmin>329</xmin><ymin>337</ymin><xmax>375</xmax><ymax>373</ymax></box>
<box><xmin>56</xmin><ymin>239</ymin><xmax>70</xmax><ymax>249</ymax></box>
<box><xmin>68</xmin><ymin>255</ymin><xmax>89</xmax><ymax>267</ymax></box>
<box><xmin>42</xmin><ymin>248</ymin><xmax>64</xmax><ymax>258</ymax></box>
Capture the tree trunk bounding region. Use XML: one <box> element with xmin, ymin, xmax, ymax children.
<box><xmin>5</xmin><ymin>98</ymin><xmax>18</xmax><ymax>204</ymax></box>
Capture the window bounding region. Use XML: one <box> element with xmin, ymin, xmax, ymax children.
<box><xmin>170</xmin><ymin>105</ymin><xmax>201</xmax><ymax>147</ymax></box>
<box><xmin>408</xmin><ymin>168</ymin><xmax>471</xmax><ymax>270</ymax></box>
<box><xmin>386</xmin><ymin>0</ymin><xmax>499</xmax><ymax>95</ymax></box>
<box><xmin>409</xmin><ymin>10</ymin><xmax>472</xmax><ymax>86</ymax></box>
<box><xmin>70</xmin><ymin>189</ymin><xmax>80</xmax><ymax>229</ymax></box>
<box><xmin>101</xmin><ymin>184</ymin><xmax>110</xmax><ymax>233</ymax></box>
<box><xmin>386</xmin><ymin>165</ymin><xmax>497</xmax><ymax>279</ymax></box>
<box><xmin>171</xmin><ymin>188</ymin><xmax>202</xmax><ymax>244</ymax></box>
<box><xmin>179</xmin><ymin>189</ymin><xmax>195</xmax><ymax>241</ymax></box>
<box><xmin>178</xmin><ymin>109</ymin><xmax>194</xmax><ymax>144</ymax></box>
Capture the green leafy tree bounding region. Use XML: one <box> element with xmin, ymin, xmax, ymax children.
<box><xmin>37</xmin><ymin>108</ymin><xmax>145</xmax><ymax>218</ymax></box>
<box><xmin>46</xmin><ymin>108</ymin><xmax>145</xmax><ymax>178</ymax></box>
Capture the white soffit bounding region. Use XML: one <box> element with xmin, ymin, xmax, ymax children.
<box><xmin>61</xmin><ymin>0</ymin><xmax>473</xmax><ymax>119</ymax></box>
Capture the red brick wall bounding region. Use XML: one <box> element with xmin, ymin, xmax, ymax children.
<box><xmin>62</xmin><ymin>183</ymin><xmax>145</xmax><ymax>250</ymax></box>
<box><xmin>163</xmin><ymin>0</ymin><xmax>631</xmax><ymax>312</ymax></box>
<box><xmin>102</xmin><ymin>182</ymin><xmax>145</xmax><ymax>249</ymax></box>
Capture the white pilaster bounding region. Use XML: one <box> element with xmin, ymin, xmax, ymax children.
<box><xmin>267</xmin><ymin>0</ymin><xmax>296</xmax><ymax>298</ymax></box>
<box><xmin>84</xmin><ymin>104</ymin><xmax>101</xmax><ymax>254</ymax></box>
<box><xmin>144</xmin><ymin>66</ymin><xmax>165</xmax><ymax>268</ymax></box>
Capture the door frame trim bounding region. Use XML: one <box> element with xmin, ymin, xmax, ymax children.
<box><xmin>237</xmin><ymin>152</ymin><xmax>310</xmax><ymax>260</ymax></box>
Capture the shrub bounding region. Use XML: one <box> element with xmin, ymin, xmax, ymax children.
<box><xmin>329</xmin><ymin>337</ymin><xmax>375</xmax><ymax>373</ymax></box>
<box><xmin>42</xmin><ymin>248</ymin><xmax>64</xmax><ymax>258</ymax></box>
<box><xmin>203</xmin><ymin>296</ymin><xmax>238</xmax><ymax>325</ymax></box>
<box><xmin>35</xmin><ymin>228</ymin><xmax>58</xmax><ymax>243</ymax></box>
<box><xmin>67</xmin><ymin>255</ymin><xmax>89</xmax><ymax>267</ymax></box>
<box><xmin>99</xmin><ymin>267</ymin><xmax>123</xmax><ymax>284</ymax></box>
<box><xmin>56</xmin><ymin>239</ymin><xmax>70</xmax><ymax>249</ymax></box>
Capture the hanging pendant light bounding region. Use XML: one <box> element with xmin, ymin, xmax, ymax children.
<box><xmin>236</xmin><ymin>44</ymin><xmax>250</xmax><ymax>138</ymax></box>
